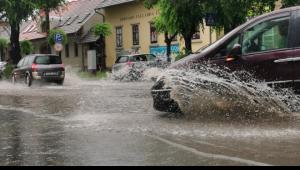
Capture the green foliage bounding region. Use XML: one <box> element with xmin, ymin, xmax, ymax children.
<box><xmin>2</xmin><ymin>64</ymin><xmax>14</xmax><ymax>79</ymax></box>
<box><xmin>20</xmin><ymin>40</ymin><xmax>34</xmax><ymax>55</ymax></box>
<box><xmin>0</xmin><ymin>38</ymin><xmax>8</xmax><ymax>49</ymax></box>
<box><xmin>92</xmin><ymin>23</ymin><xmax>112</xmax><ymax>37</ymax></box>
<box><xmin>204</xmin><ymin>0</ymin><xmax>276</xmax><ymax>33</ymax></box>
<box><xmin>145</xmin><ymin>0</ymin><xmax>204</xmax><ymax>54</ymax></box>
<box><xmin>282</xmin><ymin>0</ymin><xmax>300</xmax><ymax>7</ymax></box>
<box><xmin>47</xmin><ymin>29</ymin><xmax>68</xmax><ymax>45</ymax></box>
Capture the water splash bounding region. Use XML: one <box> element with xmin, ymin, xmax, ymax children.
<box><xmin>160</xmin><ymin>65</ymin><xmax>300</xmax><ymax>121</ymax></box>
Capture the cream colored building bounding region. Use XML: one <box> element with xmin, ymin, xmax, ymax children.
<box><xmin>99</xmin><ymin>0</ymin><xmax>218</xmax><ymax>69</ymax></box>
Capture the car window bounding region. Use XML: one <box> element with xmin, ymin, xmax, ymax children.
<box><xmin>242</xmin><ymin>17</ymin><xmax>290</xmax><ymax>54</ymax></box>
<box><xmin>116</xmin><ymin>56</ymin><xmax>129</xmax><ymax>63</ymax></box>
<box><xmin>146</xmin><ymin>54</ymin><xmax>156</xmax><ymax>61</ymax></box>
<box><xmin>35</xmin><ymin>55</ymin><xmax>62</xmax><ymax>65</ymax></box>
<box><xmin>133</xmin><ymin>55</ymin><xmax>147</xmax><ymax>62</ymax></box>
<box><xmin>23</xmin><ymin>57</ymin><xmax>30</xmax><ymax>67</ymax></box>
<box><xmin>212</xmin><ymin>36</ymin><xmax>240</xmax><ymax>59</ymax></box>
<box><xmin>17</xmin><ymin>58</ymin><xmax>25</xmax><ymax>68</ymax></box>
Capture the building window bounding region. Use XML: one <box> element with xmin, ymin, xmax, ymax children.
<box><xmin>132</xmin><ymin>24</ymin><xmax>140</xmax><ymax>46</ymax></box>
<box><xmin>150</xmin><ymin>23</ymin><xmax>158</xmax><ymax>44</ymax></box>
<box><xmin>74</xmin><ymin>43</ymin><xmax>79</xmax><ymax>57</ymax></box>
<box><xmin>116</xmin><ymin>27</ymin><xmax>123</xmax><ymax>48</ymax></box>
<box><xmin>192</xmin><ymin>25</ymin><xmax>201</xmax><ymax>40</ymax></box>
<box><xmin>65</xmin><ymin>44</ymin><xmax>69</xmax><ymax>58</ymax></box>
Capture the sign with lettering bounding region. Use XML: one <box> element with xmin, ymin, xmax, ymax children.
<box><xmin>55</xmin><ymin>33</ymin><xmax>63</xmax><ymax>43</ymax></box>
<box><xmin>150</xmin><ymin>44</ymin><xmax>180</xmax><ymax>58</ymax></box>
<box><xmin>120</xmin><ymin>10</ymin><xmax>160</xmax><ymax>22</ymax></box>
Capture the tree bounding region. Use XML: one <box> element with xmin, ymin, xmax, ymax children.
<box><xmin>0</xmin><ymin>0</ymin><xmax>37</xmax><ymax>64</ymax></box>
<box><xmin>282</xmin><ymin>0</ymin><xmax>300</xmax><ymax>7</ymax></box>
<box><xmin>20</xmin><ymin>40</ymin><xmax>34</xmax><ymax>55</ymax></box>
<box><xmin>153</xmin><ymin>17</ymin><xmax>177</xmax><ymax>62</ymax></box>
<box><xmin>205</xmin><ymin>0</ymin><xmax>276</xmax><ymax>33</ymax></box>
<box><xmin>35</xmin><ymin>0</ymin><xmax>66</xmax><ymax>53</ymax></box>
<box><xmin>0</xmin><ymin>38</ymin><xmax>8</xmax><ymax>61</ymax></box>
<box><xmin>145</xmin><ymin>0</ymin><xmax>204</xmax><ymax>55</ymax></box>
<box><xmin>92</xmin><ymin>23</ymin><xmax>112</xmax><ymax>70</ymax></box>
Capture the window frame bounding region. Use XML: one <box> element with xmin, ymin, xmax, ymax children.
<box><xmin>241</xmin><ymin>12</ymin><xmax>292</xmax><ymax>56</ymax></box>
<box><xmin>150</xmin><ymin>23</ymin><xmax>158</xmax><ymax>44</ymax></box>
<box><xmin>132</xmin><ymin>24</ymin><xmax>140</xmax><ymax>46</ymax></box>
<box><xmin>116</xmin><ymin>26</ymin><xmax>123</xmax><ymax>48</ymax></box>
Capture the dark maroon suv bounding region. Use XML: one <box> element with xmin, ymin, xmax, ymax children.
<box><xmin>152</xmin><ymin>6</ymin><xmax>300</xmax><ymax>112</ymax></box>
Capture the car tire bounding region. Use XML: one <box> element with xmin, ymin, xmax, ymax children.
<box><xmin>25</xmin><ymin>74</ymin><xmax>32</xmax><ymax>87</ymax></box>
<box><xmin>56</xmin><ymin>80</ymin><xmax>64</xmax><ymax>86</ymax></box>
<box><xmin>12</xmin><ymin>75</ymin><xmax>16</xmax><ymax>84</ymax></box>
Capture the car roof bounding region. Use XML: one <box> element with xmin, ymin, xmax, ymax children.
<box><xmin>119</xmin><ymin>54</ymin><xmax>155</xmax><ymax>57</ymax></box>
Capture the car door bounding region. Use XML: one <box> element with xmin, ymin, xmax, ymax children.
<box><xmin>14</xmin><ymin>58</ymin><xmax>26</xmax><ymax>81</ymax></box>
<box><xmin>240</xmin><ymin>12</ymin><xmax>294</xmax><ymax>86</ymax></box>
<box><xmin>290</xmin><ymin>9</ymin><xmax>300</xmax><ymax>90</ymax></box>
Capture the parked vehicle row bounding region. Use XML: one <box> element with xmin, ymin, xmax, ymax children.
<box><xmin>152</xmin><ymin>6</ymin><xmax>300</xmax><ymax>112</ymax></box>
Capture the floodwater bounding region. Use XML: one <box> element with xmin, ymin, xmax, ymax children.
<box><xmin>1</xmin><ymin>68</ymin><xmax>300</xmax><ymax>166</ymax></box>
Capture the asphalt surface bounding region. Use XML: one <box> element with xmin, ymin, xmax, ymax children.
<box><xmin>1</xmin><ymin>76</ymin><xmax>300</xmax><ymax>166</ymax></box>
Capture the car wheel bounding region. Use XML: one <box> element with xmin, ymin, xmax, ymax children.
<box><xmin>25</xmin><ymin>74</ymin><xmax>32</xmax><ymax>87</ymax></box>
<box><xmin>12</xmin><ymin>75</ymin><xmax>16</xmax><ymax>84</ymax></box>
<box><xmin>56</xmin><ymin>80</ymin><xmax>64</xmax><ymax>86</ymax></box>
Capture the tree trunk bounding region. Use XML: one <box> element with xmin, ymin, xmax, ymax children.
<box><xmin>100</xmin><ymin>35</ymin><xmax>106</xmax><ymax>70</ymax></box>
<box><xmin>164</xmin><ymin>33</ymin><xmax>172</xmax><ymax>62</ymax></box>
<box><xmin>45</xmin><ymin>8</ymin><xmax>52</xmax><ymax>54</ymax></box>
<box><xmin>10</xmin><ymin>22</ymin><xmax>21</xmax><ymax>65</ymax></box>
<box><xmin>183</xmin><ymin>34</ymin><xmax>193</xmax><ymax>55</ymax></box>
<box><xmin>0</xmin><ymin>49</ymin><xmax>4</xmax><ymax>61</ymax></box>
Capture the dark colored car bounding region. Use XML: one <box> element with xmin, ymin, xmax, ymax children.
<box><xmin>152</xmin><ymin>6</ymin><xmax>300</xmax><ymax>112</ymax></box>
<box><xmin>12</xmin><ymin>54</ymin><xmax>65</xmax><ymax>87</ymax></box>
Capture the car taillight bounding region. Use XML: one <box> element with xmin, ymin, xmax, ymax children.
<box><xmin>61</xmin><ymin>64</ymin><xmax>65</xmax><ymax>71</ymax></box>
<box><xmin>126</xmin><ymin>62</ymin><xmax>133</xmax><ymax>67</ymax></box>
<box><xmin>226</xmin><ymin>57</ymin><xmax>236</xmax><ymax>62</ymax></box>
<box><xmin>32</xmin><ymin>64</ymin><xmax>38</xmax><ymax>72</ymax></box>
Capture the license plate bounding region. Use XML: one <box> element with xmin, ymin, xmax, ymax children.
<box><xmin>44</xmin><ymin>72</ymin><xmax>58</xmax><ymax>76</ymax></box>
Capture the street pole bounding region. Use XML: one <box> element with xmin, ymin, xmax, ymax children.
<box><xmin>209</xmin><ymin>26</ymin><xmax>212</xmax><ymax>45</ymax></box>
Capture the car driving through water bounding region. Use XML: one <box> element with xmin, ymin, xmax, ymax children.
<box><xmin>152</xmin><ymin>6</ymin><xmax>300</xmax><ymax>112</ymax></box>
<box><xmin>112</xmin><ymin>53</ymin><xmax>168</xmax><ymax>81</ymax></box>
<box><xmin>12</xmin><ymin>54</ymin><xmax>65</xmax><ymax>87</ymax></box>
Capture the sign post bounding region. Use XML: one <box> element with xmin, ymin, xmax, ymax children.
<box><xmin>205</xmin><ymin>13</ymin><xmax>217</xmax><ymax>45</ymax></box>
<box><xmin>54</xmin><ymin>33</ymin><xmax>64</xmax><ymax>52</ymax></box>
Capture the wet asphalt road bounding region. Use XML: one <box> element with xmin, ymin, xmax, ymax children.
<box><xmin>1</xmin><ymin>76</ymin><xmax>300</xmax><ymax>166</ymax></box>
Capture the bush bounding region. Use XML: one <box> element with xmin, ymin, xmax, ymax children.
<box><xmin>2</xmin><ymin>64</ymin><xmax>14</xmax><ymax>80</ymax></box>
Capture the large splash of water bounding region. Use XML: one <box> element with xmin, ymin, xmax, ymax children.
<box><xmin>159</xmin><ymin>65</ymin><xmax>300</xmax><ymax>121</ymax></box>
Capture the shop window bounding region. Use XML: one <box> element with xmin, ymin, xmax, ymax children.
<box><xmin>132</xmin><ymin>24</ymin><xmax>140</xmax><ymax>46</ymax></box>
<box><xmin>150</xmin><ymin>23</ymin><xmax>158</xmax><ymax>44</ymax></box>
<box><xmin>116</xmin><ymin>27</ymin><xmax>123</xmax><ymax>48</ymax></box>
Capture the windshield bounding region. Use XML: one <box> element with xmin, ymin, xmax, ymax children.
<box><xmin>35</xmin><ymin>55</ymin><xmax>62</xmax><ymax>65</ymax></box>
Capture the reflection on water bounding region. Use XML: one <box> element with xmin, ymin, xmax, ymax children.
<box><xmin>0</xmin><ymin>67</ymin><xmax>300</xmax><ymax>165</ymax></box>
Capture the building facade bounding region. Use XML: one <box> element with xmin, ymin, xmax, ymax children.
<box><xmin>100</xmin><ymin>0</ymin><xmax>218</xmax><ymax>69</ymax></box>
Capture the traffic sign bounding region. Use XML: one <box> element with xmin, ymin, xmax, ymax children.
<box><xmin>205</xmin><ymin>13</ymin><xmax>217</xmax><ymax>27</ymax></box>
<box><xmin>54</xmin><ymin>43</ymin><xmax>63</xmax><ymax>52</ymax></box>
<box><xmin>55</xmin><ymin>33</ymin><xmax>63</xmax><ymax>43</ymax></box>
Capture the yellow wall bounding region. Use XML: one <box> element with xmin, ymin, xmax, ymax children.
<box><xmin>104</xmin><ymin>1</ymin><xmax>217</xmax><ymax>68</ymax></box>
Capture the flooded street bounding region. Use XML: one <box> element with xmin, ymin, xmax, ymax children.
<box><xmin>1</xmin><ymin>73</ymin><xmax>300</xmax><ymax>166</ymax></box>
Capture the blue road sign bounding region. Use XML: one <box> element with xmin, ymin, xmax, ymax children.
<box><xmin>55</xmin><ymin>33</ymin><xmax>63</xmax><ymax>43</ymax></box>
<box><xmin>205</xmin><ymin>13</ymin><xmax>217</xmax><ymax>27</ymax></box>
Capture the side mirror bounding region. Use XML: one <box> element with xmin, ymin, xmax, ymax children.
<box><xmin>227</xmin><ymin>44</ymin><xmax>242</xmax><ymax>62</ymax></box>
